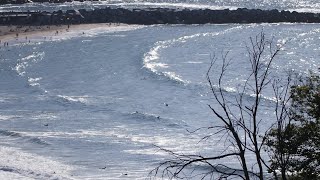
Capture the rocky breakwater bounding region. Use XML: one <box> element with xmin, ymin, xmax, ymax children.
<box><xmin>0</xmin><ymin>7</ymin><xmax>320</xmax><ymax>25</ymax></box>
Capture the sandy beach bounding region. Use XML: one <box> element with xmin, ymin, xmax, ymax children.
<box><xmin>0</xmin><ymin>25</ymin><xmax>67</xmax><ymax>43</ymax></box>
<box><xmin>0</xmin><ymin>23</ymin><xmax>131</xmax><ymax>45</ymax></box>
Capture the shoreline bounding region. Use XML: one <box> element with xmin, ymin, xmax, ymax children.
<box><xmin>0</xmin><ymin>25</ymin><xmax>68</xmax><ymax>43</ymax></box>
<box><xmin>0</xmin><ymin>23</ymin><xmax>133</xmax><ymax>45</ymax></box>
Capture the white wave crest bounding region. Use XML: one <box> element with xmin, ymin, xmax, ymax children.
<box><xmin>143</xmin><ymin>25</ymin><xmax>248</xmax><ymax>84</ymax></box>
<box><xmin>27</xmin><ymin>77</ymin><xmax>42</xmax><ymax>87</ymax></box>
<box><xmin>163</xmin><ymin>71</ymin><xmax>190</xmax><ymax>84</ymax></box>
<box><xmin>43</xmin><ymin>24</ymin><xmax>145</xmax><ymax>43</ymax></box>
<box><xmin>0</xmin><ymin>115</ymin><xmax>15</xmax><ymax>121</ymax></box>
<box><xmin>57</xmin><ymin>95</ymin><xmax>89</xmax><ymax>104</ymax></box>
<box><xmin>0</xmin><ymin>146</ymin><xmax>75</xmax><ymax>179</ymax></box>
<box><xmin>14</xmin><ymin>52</ymin><xmax>45</xmax><ymax>76</ymax></box>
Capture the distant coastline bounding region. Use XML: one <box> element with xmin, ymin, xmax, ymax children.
<box><xmin>1</xmin><ymin>7</ymin><xmax>320</xmax><ymax>26</ymax></box>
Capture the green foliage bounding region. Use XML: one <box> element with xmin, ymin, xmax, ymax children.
<box><xmin>267</xmin><ymin>72</ymin><xmax>320</xmax><ymax>179</ymax></box>
<box><xmin>290</xmin><ymin>73</ymin><xmax>320</xmax><ymax>179</ymax></box>
<box><xmin>291</xmin><ymin>73</ymin><xmax>320</xmax><ymax>121</ymax></box>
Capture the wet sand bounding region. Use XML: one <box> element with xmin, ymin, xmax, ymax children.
<box><xmin>0</xmin><ymin>23</ymin><xmax>127</xmax><ymax>44</ymax></box>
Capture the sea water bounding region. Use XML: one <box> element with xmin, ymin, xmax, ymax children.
<box><xmin>0</xmin><ymin>0</ymin><xmax>320</xmax><ymax>13</ymax></box>
<box><xmin>0</xmin><ymin>12</ymin><xmax>320</xmax><ymax>180</ymax></box>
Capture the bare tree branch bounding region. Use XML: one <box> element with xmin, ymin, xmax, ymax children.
<box><xmin>151</xmin><ymin>32</ymin><xmax>290</xmax><ymax>180</ymax></box>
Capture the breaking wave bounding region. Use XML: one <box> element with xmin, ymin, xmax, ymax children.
<box><xmin>0</xmin><ymin>146</ymin><xmax>74</xmax><ymax>180</ymax></box>
<box><xmin>0</xmin><ymin>130</ymin><xmax>49</xmax><ymax>145</ymax></box>
<box><xmin>143</xmin><ymin>25</ymin><xmax>249</xmax><ymax>85</ymax></box>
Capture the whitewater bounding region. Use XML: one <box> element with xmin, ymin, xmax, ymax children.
<box><xmin>1</xmin><ymin>0</ymin><xmax>320</xmax><ymax>13</ymax></box>
<box><xmin>0</xmin><ymin>1</ymin><xmax>320</xmax><ymax>179</ymax></box>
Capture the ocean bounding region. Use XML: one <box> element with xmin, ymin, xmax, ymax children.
<box><xmin>0</xmin><ymin>0</ymin><xmax>320</xmax><ymax>13</ymax></box>
<box><xmin>0</xmin><ymin>1</ymin><xmax>320</xmax><ymax>179</ymax></box>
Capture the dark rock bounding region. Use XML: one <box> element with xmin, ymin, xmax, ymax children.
<box><xmin>0</xmin><ymin>7</ymin><xmax>319</xmax><ymax>25</ymax></box>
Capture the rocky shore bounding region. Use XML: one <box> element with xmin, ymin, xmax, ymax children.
<box><xmin>1</xmin><ymin>7</ymin><xmax>320</xmax><ymax>25</ymax></box>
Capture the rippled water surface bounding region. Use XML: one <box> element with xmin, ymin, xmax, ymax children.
<box><xmin>1</xmin><ymin>0</ymin><xmax>320</xmax><ymax>13</ymax></box>
<box><xmin>0</xmin><ymin>23</ymin><xmax>320</xmax><ymax>179</ymax></box>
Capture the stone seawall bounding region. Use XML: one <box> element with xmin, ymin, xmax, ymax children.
<box><xmin>1</xmin><ymin>7</ymin><xmax>320</xmax><ymax>25</ymax></box>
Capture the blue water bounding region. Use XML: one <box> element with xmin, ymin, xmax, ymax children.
<box><xmin>0</xmin><ymin>23</ymin><xmax>320</xmax><ymax>179</ymax></box>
